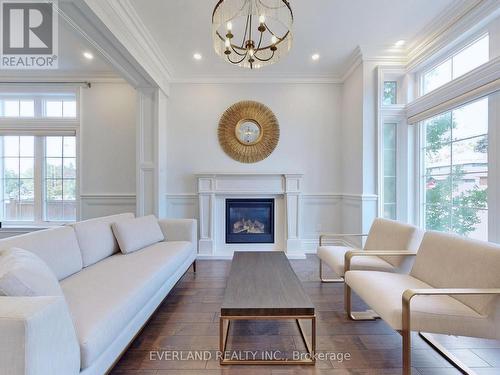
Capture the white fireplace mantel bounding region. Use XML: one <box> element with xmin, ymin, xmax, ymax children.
<box><xmin>196</xmin><ymin>173</ymin><xmax>304</xmax><ymax>259</ymax></box>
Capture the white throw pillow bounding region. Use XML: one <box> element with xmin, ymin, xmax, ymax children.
<box><xmin>0</xmin><ymin>247</ymin><xmax>63</xmax><ymax>297</ymax></box>
<box><xmin>112</xmin><ymin>215</ymin><xmax>165</xmax><ymax>254</ymax></box>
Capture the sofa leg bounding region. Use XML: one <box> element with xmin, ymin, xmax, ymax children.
<box><xmin>402</xmin><ymin>292</ymin><xmax>412</xmax><ymax>375</ymax></box>
<box><xmin>319</xmin><ymin>259</ymin><xmax>344</xmax><ymax>283</ymax></box>
<box><xmin>419</xmin><ymin>332</ymin><xmax>475</xmax><ymax>374</ymax></box>
<box><xmin>192</xmin><ymin>260</ymin><xmax>196</xmax><ymax>273</ymax></box>
<box><xmin>344</xmin><ymin>283</ymin><xmax>379</xmax><ymax>321</ymax></box>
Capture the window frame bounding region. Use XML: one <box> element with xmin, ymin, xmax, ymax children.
<box><xmin>0</xmin><ymin>87</ymin><xmax>80</xmax><ymax>227</ymax></box>
<box><xmin>418</xmin><ymin>31</ymin><xmax>490</xmax><ymax>97</ymax></box>
<box><xmin>417</xmin><ymin>29</ymin><xmax>492</xmax><ymax>97</ymax></box>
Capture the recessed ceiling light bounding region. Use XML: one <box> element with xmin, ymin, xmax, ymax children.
<box><xmin>311</xmin><ymin>53</ymin><xmax>320</xmax><ymax>61</ymax></box>
<box><xmin>83</xmin><ymin>52</ymin><xmax>94</xmax><ymax>60</ymax></box>
<box><xmin>394</xmin><ymin>40</ymin><xmax>406</xmax><ymax>47</ymax></box>
<box><xmin>193</xmin><ymin>53</ymin><xmax>202</xmax><ymax>60</ymax></box>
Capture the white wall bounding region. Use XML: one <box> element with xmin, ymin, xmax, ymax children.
<box><xmin>80</xmin><ymin>82</ymin><xmax>137</xmax><ymax>218</ymax></box>
<box><xmin>165</xmin><ymin>82</ymin><xmax>344</xmax><ymax>250</ymax></box>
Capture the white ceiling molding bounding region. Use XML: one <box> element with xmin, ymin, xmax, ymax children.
<box><xmin>170</xmin><ymin>76</ymin><xmax>343</xmax><ymax>84</ymax></box>
<box><xmin>340</xmin><ymin>47</ymin><xmax>363</xmax><ymax>82</ymax></box>
<box><xmin>406</xmin><ymin>0</ymin><xmax>499</xmax><ymax>72</ymax></box>
<box><xmin>58</xmin><ymin>0</ymin><xmax>166</xmax><ymax>93</ymax></box>
<box><xmin>407</xmin><ymin>56</ymin><xmax>500</xmax><ymax>124</ymax></box>
<box><xmin>0</xmin><ymin>71</ymin><xmax>126</xmax><ymax>84</ymax></box>
<box><xmin>73</xmin><ymin>0</ymin><xmax>172</xmax><ymax>93</ymax></box>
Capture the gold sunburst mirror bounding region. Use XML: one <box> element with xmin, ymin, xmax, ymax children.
<box><xmin>218</xmin><ymin>101</ymin><xmax>279</xmax><ymax>163</ymax></box>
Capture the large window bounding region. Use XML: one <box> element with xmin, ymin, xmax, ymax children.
<box><xmin>422</xmin><ymin>34</ymin><xmax>489</xmax><ymax>95</ymax></box>
<box><xmin>421</xmin><ymin>98</ymin><xmax>488</xmax><ymax>240</ymax></box>
<box><xmin>0</xmin><ymin>91</ymin><xmax>78</xmax><ymax>225</ymax></box>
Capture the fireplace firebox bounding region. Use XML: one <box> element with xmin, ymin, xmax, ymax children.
<box><xmin>225</xmin><ymin>199</ymin><xmax>274</xmax><ymax>244</ymax></box>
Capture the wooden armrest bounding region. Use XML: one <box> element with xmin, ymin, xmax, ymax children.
<box><xmin>344</xmin><ymin>250</ymin><xmax>417</xmax><ymax>273</ymax></box>
<box><xmin>319</xmin><ymin>233</ymin><xmax>369</xmax><ymax>246</ymax></box>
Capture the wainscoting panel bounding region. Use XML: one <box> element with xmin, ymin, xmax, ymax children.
<box><xmin>301</xmin><ymin>194</ymin><xmax>343</xmax><ymax>253</ymax></box>
<box><xmin>166</xmin><ymin>194</ymin><xmax>198</xmax><ymax>219</ymax></box>
<box><xmin>80</xmin><ymin>194</ymin><xmax>136</xmax><ymax>219</ymax></box>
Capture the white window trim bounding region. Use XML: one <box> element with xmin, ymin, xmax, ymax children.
<box><xmin>0</xmin><ymin>87</ymin><xmax>81</xmax><ymax>227</ymax></box>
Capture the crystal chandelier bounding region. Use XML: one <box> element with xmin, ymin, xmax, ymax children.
<box><xmin>212</xmin><ymin>0</ymin><xmax>293</xmax><ymax>69</ymax></box>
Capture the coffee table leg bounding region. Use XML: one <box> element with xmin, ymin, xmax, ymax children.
<box><xmin>296</xmin><ymin>317</ymin><xmax>316</xmax><ymax>363</ymax></box>
<box><xmin>219</xmin><ymin>317</ymin><xmax>230</xmax><ymax>363</ymax></box>
<box><xmin>220</xmin><ymin>316</ymin><xmax>315</xmax><ymax>365</ymax></box>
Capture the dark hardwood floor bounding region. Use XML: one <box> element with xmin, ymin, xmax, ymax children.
<box><xmin>111</xmin><ymin>255</ymin><xmax>500</xmax><ymax>375</ymax></box>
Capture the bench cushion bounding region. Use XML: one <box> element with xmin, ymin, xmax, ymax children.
<box><xmin>411</xmin><ymin>231</ymin><xmax>500</xmax><ymax>315</ymax></box>
<box><xmin>364</xmin><ymin>218</ymin><xmax>423</xmax><ymax>267</ymax></box>
<box><xmin>71</xmin><ymin>213</ymin><xmax>134</xmax><ymax>267</ymax></box>
<box><xmin>61</xmin><ymin>240</ymin><xmax>193</xmax><ymax>369</ymax></box>
<box><xmin>345</xmin><ymin>271</ymin><xmax>496</xmax><ymax>338</ymax></box>
<box><xmin>0</xmin><ymin>226</ymin><xmax>82</xmax><ymax>281</ymax></box>
<box><xmin>318</xmin><ymin>246</ymin><xmax>395</xmax><ymax>277</ymax></box>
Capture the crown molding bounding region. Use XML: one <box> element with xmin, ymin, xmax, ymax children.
<box><xmin>406</xmin><ymin>0</ymin><xmax>499</xmax><ymax>72</ymax></box>
<box><xmin>340</xmin><ymin>46</ymin><xmax>363</xmax><ymax>82</ymax></box>
<box><xmin>75</xmin><ymin>0</ymin><xmax>172</xmax><ymax>93</ymax></box>
<box><xmin>170</xmin><ymin>76</ymin><xmax>342</xmax><ymax>84</ymax></box>
<box><xmin>0</xmin><ymin>71</ymin><xmax>125</xmax><ymax>84</ymax></box>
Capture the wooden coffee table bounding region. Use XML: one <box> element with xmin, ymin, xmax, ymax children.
<box><xmin>220</xmin><ymin>251</ymin><xmax>316</xmax><ymax>365</ymax></box>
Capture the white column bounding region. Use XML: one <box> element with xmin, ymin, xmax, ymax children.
<box><xmin>284</xmin><ymin>174</ymin><xmax>304</xmax><ymax>258</ymax></box>
<box><xmin>198</xmin><ymin>176</ymin><xmax>215</xmax><ymax>255</ymax></box>
<box><xmin>136</xmin><ymin>87</ymin><xmax>168</xmax><ymax>217</ymax></box>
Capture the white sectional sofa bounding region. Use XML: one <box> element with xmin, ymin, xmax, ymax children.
<box><xmin>0</xmin><ymin>213</ymin><xmax>198</xmax><ymax>375</ymax></box>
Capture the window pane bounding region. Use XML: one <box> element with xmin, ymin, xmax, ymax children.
<box><xmin>63</xmin><ymin>101</ymin><xmax>77</xmax><ymax>118</ymax></box>
<box><xmin>452</xmin><ymin>136</ymin><xmax>488</xmax><ymax>171</ymax></box>
<box><xmin>19</xmin><ymin>136</ymin><xmax>34</xmax><ymax>157</ymax></box>
<box><xmin>453</xmin><ymin>35</ymin><xmax>489</xmax><ymax>79</ymax></box>
<box><xmin>382</xmin><ymin>123</ymin><xmax>397</xmax><ymax>219</ymax></box>
<box><xmin>4</xmin><ymin>100</ymin><xmax>19</xmax><ymax>117</ymax></box>
<box><xmin>426</xmin><ymin>175</ymin><xmax>452</xmax><ymax>206</ymax></box>
<box><xmin>46</xmin><ymin>179</ymin><xmax>62</xmax><ymax>201</ymax></box>
<box><xmin>19</xmin><ymin>179</ymin><xmax>34</xmax><ymax>200</ymax></box>
<box><xmin>46</xmin><ymin>202</ymin><xmax>63</xmax><ymax>221</ymax></box>
<box><xmin>423</xmin><ymin>59</ymin><xmax>452</xmax><ymax>94</ymax></box>
<box><xmin>383</xmin><ymin>81</ymin><xmax>397</xmax><ymax>105</ymax></box>
<box><xmin>63</xmin><ymin>158</ymin><xmax>76</xmax><ymax>178</ymax></box>
<box><xmin>384</xmin><ymin>177</ymin><xmax>396</xmax><ymax>203</ymax></box>
<box><xmin>44</xmin><ymin>136</ymin><xmax>77</xmax><ymax>222</ymax></box>
<box><xmin>3</xmin><ymin>157</ymin><xmax>19</xmax><ymax>177</ymax></box>
<box><xmin>63</xmin><ymin>137</ymin><xmax>76</xmax><ymax>157</ymax></box>
<box><xmin>3</xmin><ymin>136</ymin><xmax>19</xmax><ymax>157</ymax></box>
<box><xmin>19</xmin><ymin>100</ymin><xmax>34</xmax><ymax>117</ymax></box>
<box><xmin>46</xmin><ymin>158</ymin><xmax>62</xmax><ymax>179</ymax></box>
<box><xmin>63</xmin><ymin>180</ymin><xmax>76</xmax><ymax>200</ymax></box>
<box><xmin>384</xmin><ymin>204</ymin><xmax>396</xmax><ymax>220</ymax></box>
<box><xmin>46</xmin><ymin>100</ymin><xmax>63</xmax><ymax>117</ymax></box>
<box><xmin>453</xmin><ymin>98</ymin><xmax>488</xmax><ymax>141</ymax></box>
<box><xmin>452</xmin><ymin>170</ymin><xmax>487</xmax><ymax>208</ymax></box>
<box><xmin>20</xmin><ymin>158</ymin><xmax>34</xmax><ymax>178</ymax></box>
<box><xmin>46</xmin><ymin>137</ymin><xmax>62</xmax><ymax>157</ymax></box>
<box><xmin>425</xmin><ymin>204</ymin><xmax>452</xmax><ymax>233</ymax></box>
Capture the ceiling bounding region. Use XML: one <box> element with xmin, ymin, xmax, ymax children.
<box><xmin>129</xmin><ymin>0</ymin><xmax>455</xmax><ymax>80</ymax></box>
<box><xmin>0</xmin><ymin>13</ymin><xmax>115</xmax><ymax>78</ymax></box>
